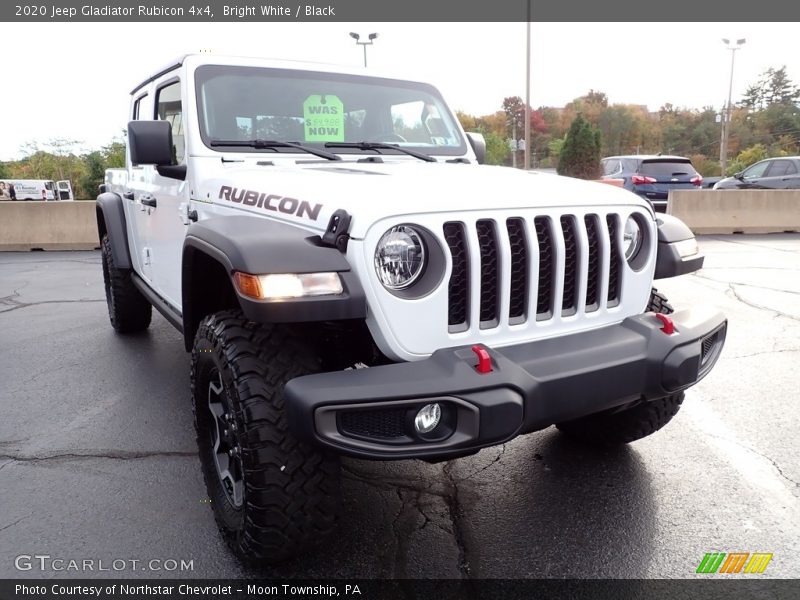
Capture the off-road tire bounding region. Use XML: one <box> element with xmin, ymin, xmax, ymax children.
<box><xmin>100</xmin><ymin>234</ymin><xmax>151</xmax><ymax>333</ymax></box>
<box><xmin>191</xmin><ymin>310</ymin><xmax>340</xmax><ymax>565</ymax></box>
<box><xmin>555</xmin><ymin>288</ymin><xmax>682</xmax><ymax>446</ymax></box>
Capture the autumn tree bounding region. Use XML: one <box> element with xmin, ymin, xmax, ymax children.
<box><xmin>741</xmin><ymin>66</ymin><xmax>800</xmax><ymax>110</ymax></box>
<box><xmin>557</xmin><ymin>114</ymin><xmax>602</xmax><ymax>179</ymax></box>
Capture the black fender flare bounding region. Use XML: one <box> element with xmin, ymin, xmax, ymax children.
<box><xmin>182</xmin><ymin>214</ymin><xmax>366</xmax><ymax>333</ymax></box>
<box><xmin>96</xmin><ymin>192</ymin><xmax>132</xmax><ymax>270</ymax></box>
<box><xmin>654</xmin><ymin>214</ymin><xmax>704</xmax><ymax>279</ymax></box>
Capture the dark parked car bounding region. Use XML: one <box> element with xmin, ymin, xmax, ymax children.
<box><xmin>601</xmin><ymin>155</ymin><xmax>703</xmax><ymax>212</ymax></box>
<box><xmin>713</xmin><ymin>157</ymin><xmax>800</xmax><ymax>189</ymax></box>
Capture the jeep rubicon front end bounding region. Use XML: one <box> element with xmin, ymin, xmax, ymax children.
<box><xmin>96</xmin><ymin>54</ymin><xmax>726</xmax><ymax>564</ymax></box>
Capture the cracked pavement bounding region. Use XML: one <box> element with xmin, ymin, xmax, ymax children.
<box><xmin>1</xmin><ymin>236</ymin><xmax>799</xmax><ymax>579</ymax></box>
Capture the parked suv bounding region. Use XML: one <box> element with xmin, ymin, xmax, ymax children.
<box><xmin>714</xmin><ymin>156</ymin><xmax>800</xmax><ymax>189</ymax></box>
<box><xmin>602</xmin><ymin>155</ymin><xmax>703</xmax><ymax>211</ymax></box>
<box><xmin>96</xmin><ymin>55</ymin><xmax>726</xmax><ymax>565</ymax></box>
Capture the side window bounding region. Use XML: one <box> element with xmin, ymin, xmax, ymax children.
<box><xmin>743</xmin><ymin>161</ymin><xmax>770</xmax><ymax>178</ymax></box>
<box><xmin>156</xmin><ymin>80</ymin><xmax>184</xmax><ymax>164</ymax></box>
<box><xmin>767</xmin><ymin>160</ymin><xmax>796</xmax><ymax>177</ymax></box>
<box><xmin>602</xmin><ymin>159</ymin><xmax>621</xmax><ymax>176</ymax></box>
<box><xmin>132</xmin><ymin>94</ymin><xmax>147</xmax><ymax>120</ymax></box>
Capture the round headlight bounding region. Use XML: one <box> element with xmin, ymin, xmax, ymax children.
<box><xmin>622</xmin><ymin>216</ymin><xmax>643</xmax><ymax>262</ymax></box>
<box><xmin>374</xmin><ymin>225</ymin><xmax>426</xmax><ymax>290</ymax></box>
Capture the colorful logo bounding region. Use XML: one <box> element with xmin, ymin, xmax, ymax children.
<box><xmin>696</xmin><ymin>552</ymin><xmax>773</xmax><ymax>574</ymax></box>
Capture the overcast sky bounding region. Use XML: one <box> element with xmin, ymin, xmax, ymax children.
<box><xmin>0</xmin><ymin>22</ymin><xmax>791</xmax><ymax>160</ymax></box>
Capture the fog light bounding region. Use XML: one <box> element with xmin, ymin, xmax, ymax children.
<box><xmin>414</xmin><ymin>403</ymin><xmax>441</xmax><ymax>434</ymax></box>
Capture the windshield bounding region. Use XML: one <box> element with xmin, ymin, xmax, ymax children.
<box><xmin>195</xmin><ymin>65</ymin><xmax>466</xmax><ymax>156</ymax></box>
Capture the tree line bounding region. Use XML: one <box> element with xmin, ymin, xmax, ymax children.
<box><xmin>457</xmin><ymin>65</ymin><xmax>800</xmax><ymax>176</ymax></box>
<box><xmin>0</xmin><ymin>138</ymin><xmax>125</xmax><ymax>200</ymax></box>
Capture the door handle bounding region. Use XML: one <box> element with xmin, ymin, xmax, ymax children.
<box><xmin>140</xmin><ymin>194</ymin><xmax>157</xmax><ymax>208</ymax></box>
<box><xmin>123</xmin><ymin>191</ymin><xmax>134</xmax><ymax>200</ymax></box>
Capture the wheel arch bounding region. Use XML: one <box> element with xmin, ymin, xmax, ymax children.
<box><xmin>181</xmin><ymin>242</ymin><xmax>239</xmax><ymax>351</ymax></box>
<box><xmin>96</xmin><ymin>192</ymin><xmax>132</xmax><ymax>270</ymax></box>
<box><xmin>181</xmin><ymin>215</ymin><xmax>366</xmax><ymax>351</ymax></box>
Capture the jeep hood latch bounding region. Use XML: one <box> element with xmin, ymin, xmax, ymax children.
<box><xmin>322</xmin><ymin>209</ymin><xmax>352</xmax><ymax>252</ymax></box>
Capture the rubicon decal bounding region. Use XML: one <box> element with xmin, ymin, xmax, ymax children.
<box><xmin>696</xmin><ymin>552</ymin><xmax>773</xmax><ymax>574</ymax></box>
<box><xmin>218</xmin><ymin>186</ymin><xmax>322</xmax><ymax>221</ymax></box>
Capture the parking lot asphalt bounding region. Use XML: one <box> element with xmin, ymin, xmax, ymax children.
<box><xmin>1</xmin><ymin>234</ymin><xmax>799</xmax><ymax>579</ymax></box>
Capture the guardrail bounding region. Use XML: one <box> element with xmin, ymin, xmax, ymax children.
<box><xmin>668</xmin><ymin>190</ymin><xmax>800</xmax><ymax>234</ymax></box>
<box><xmin>0</xmin><ymin>201</ymin><xmax>98</xmax><ymax>251</ymax></box>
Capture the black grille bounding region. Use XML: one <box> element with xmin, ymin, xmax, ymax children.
<box><xmin>560</xmin><ymin>216</ymin><xmax>579</xmax><ymax>314</ymax></box>
<box><xmin>339</xmin><ymin>408</ymin><xmax>407</xmax><ymax>440</ymax></box>
<box><xmin>534</xmin><ymin>217</ymin><xmax>553</xmax><ymax>318</ymax></box>
<box><xmin>476</xmin><ymin>220</ymin><xmax>500</xmax><ymax>326</ymax></box>
<box><xmin>506</xmin><ymin>218</ymin><xmax>528</xmax><ymax>321</ymax></box>
<box><xmin>442</xmin><ymin>213</ymin><xmax>623</xmax><ymax>330</ymax></box>
<box><xmin>584</xmin><ymin>215</ymin><xmax>601</xmax><ymax>311</ymax></box>
<box><xmin>444</xmin><ymin>222</ymin><xmax>469</xmax><ymax>328</ymax></box>
<box><xmin>606</xmin><ymin>214</ymin><xmax>621</xmax><ymax>304</ymax></box>
<box><xmin>701</xmin><ymin>331</ymin><xmax>719</xmax><ymax>364</ymax></box>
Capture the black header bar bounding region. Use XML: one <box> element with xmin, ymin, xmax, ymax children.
<box><xmin>0</xmin><ymin>1</ymin><xmax>796</xmax><ymax>22</ymax></box>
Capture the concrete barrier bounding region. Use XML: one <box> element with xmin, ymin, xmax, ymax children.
<box><xmin>668</xmin><ymin>190</ymin><xmax>800</xmax><ymax>234</ymax></box>
<box><xmin>0</xmin><ymin>201</ymin><xmax>99</xmax><ymax>251</ymax></box>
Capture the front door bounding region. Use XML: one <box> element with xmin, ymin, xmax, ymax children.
<box><xmin>148</xmin><ymin>78</ymin><xmax>189</xmax><ymax>309</ymax></box>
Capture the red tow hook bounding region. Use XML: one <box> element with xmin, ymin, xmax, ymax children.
<box><xmin>654</xmin><ymin>313</ymin><xmax>675</xmax><ymax>335</ymax></box>
<box><xmin>471</xmin><ymin>345</ymin><xmax>493</xmax><ymax>374</ymax></box>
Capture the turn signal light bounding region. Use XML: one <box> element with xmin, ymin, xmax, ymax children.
<box><xmin>233</xmin><ymin>272</ymin><xmax>262</xmax><ymax>299</ymax></box>
<box><xmin>233</xmin><ymin>271</ymin><xmax>343</xmax><ymax>300</ymax></box>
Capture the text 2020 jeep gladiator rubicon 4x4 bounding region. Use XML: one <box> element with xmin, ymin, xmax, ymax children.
<box><xmin>97</xmin><ymin>54</ymin><xmax>727</xmax><ymax>564</ymax></box>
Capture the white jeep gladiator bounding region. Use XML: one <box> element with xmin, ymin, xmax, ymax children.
<box><xmin>97</xmin><ymin>54</ymin><xmax>727</xmax><ymax>564</ymax></box>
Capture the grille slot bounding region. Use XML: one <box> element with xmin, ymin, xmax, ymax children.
<box><xmin>339</xmin><ymin>408</ymin><xmax>407</xmax><ymax>440</ymax></box>
<box><xmin>444</xmin><ymin>222</ymin><xmax>469</xmax><ymax>330</ymax></box>
<box><xmin>476</xmin><ymin>220</ymin><xmax>500</xmax><ymax>327</ymax></box>
<box><xmin>584</xmin><ymin>215</ymin><xmax>601</xmax><ymax>311</ymax></box>
<box><xmin>606</xmin><ymin>214</ymin><xmax>621</xmax><ymax>305</ymax></box>
<box><xmin>534</xmin><ymin>217</ymin><xmax>554</xmax><ymax>319</ymax></box>
<box><xmin>506</xmin><ymin>218</ymin><xmax>528</xmax><ymax>322</ymax></box>
<box><xmin>560</xmin><ymin>216</ymin><xmax>579</xmax><ymax>315</ymax></box>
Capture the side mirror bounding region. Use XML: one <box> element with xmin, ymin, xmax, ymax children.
<box><xmin>128</xmin><ymin>120</ymin><xmax>174</xmax><ymax>167</ymax></box>
<box><xmin>466</xmin><ymin>132</ymin><xmax>486</xmax><ymax>165</ymax></box>
<box><xmin>734</xmin><ymin>171</ymin><xmax>744</xmax><ymax>180</ymax></box>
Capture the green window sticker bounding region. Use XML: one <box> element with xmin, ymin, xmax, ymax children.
<box><xmin>303</xmin><ymin>95</ymin><xmax>345</xmax><ymax>142</ymax></box>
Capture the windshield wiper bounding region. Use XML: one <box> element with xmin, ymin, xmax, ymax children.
<box><xmin>324</xmin><ymin>141</ymin><xmax>437</xmax><ymax>163</ymax></box>
<box><xmin>209</xmin><ymin>139</ymin><xmax>341</xmax><ymax>161</ymax></box>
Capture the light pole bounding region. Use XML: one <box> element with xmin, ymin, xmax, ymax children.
<box><xmin>349</xmin><ymin>32</ymin><xmax>378</xmax><ymax>68</ymax></box>
<box><xmin>524</xmin><ymin>1</ymin><xmax>531</xmax><ymax>170</ymax></box>
<box><xmin>720</xmin><ymin>38</ymin><xmax>745</xmax><ymax>176</ymax></box>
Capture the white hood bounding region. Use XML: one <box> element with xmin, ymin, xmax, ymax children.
<box><xmin>195</xmin><ymin>159</ymin><xmax>651</xmax><ymax>239</ymax></box>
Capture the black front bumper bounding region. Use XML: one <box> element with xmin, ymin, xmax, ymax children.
<box><xmin>285</xmin><ymin>307</ymin><xmax>727</xmax><ymax>460</ymax></box>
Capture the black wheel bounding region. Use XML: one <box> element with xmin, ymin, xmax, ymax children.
<box><xmin>100</xmin><ymin>234</ymin><xmax>151</xmax><ymax>333</ymax></box>
<box><xmin>191</xmin><ymin>310</ymin><xmax>340</xmax><ymax>564</ymax></box>
<box><xmin>555</xmin><ymin>289</ymin><xmax>682</xmax><ymax>446</ymax></box>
